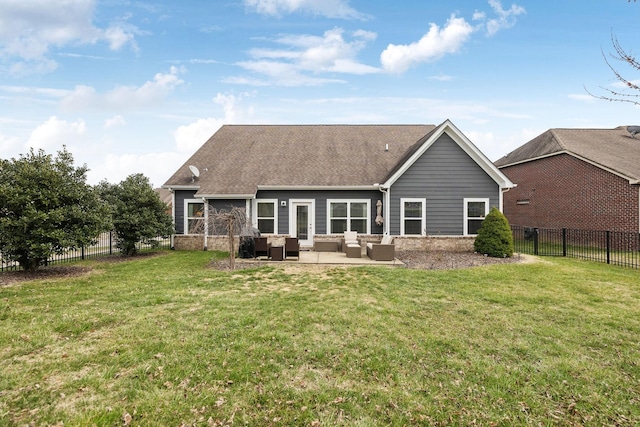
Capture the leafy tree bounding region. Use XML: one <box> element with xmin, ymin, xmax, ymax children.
<box><xmin>474</xmin><ymin>207</ymin><xmax>514</xmax><ymax>258</ymax></box>
<box><xmin>0</xmin><ymin>148</ymin><xmax>111</xmax><ymax>272</ymax></box>
<box><xmin>98</xmin><ymin>174</ymin><xmax>174</xmax><ymax>256</ymax></box>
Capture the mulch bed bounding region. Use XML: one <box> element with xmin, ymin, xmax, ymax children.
<box><xmin>396</xmin><ymin>250</ymin><xmax>524</xmax><ymax>270</ymax></box>
<box><xmin>209</xmin><ymin>251</ymin><xmax>526</xmax><ymax>271</ymax></box>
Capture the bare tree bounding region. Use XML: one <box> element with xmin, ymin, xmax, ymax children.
<box><xmin>587</xmin><ymin>33</ymin><xmax>640</xmax><ymax>105</ymax></box>
<box><xmin>190</xmin><ymin>206</ymin><xmax>250</xmax><ymax>270</ymax></box>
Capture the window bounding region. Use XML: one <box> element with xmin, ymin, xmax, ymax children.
<box><xmin>184</xmin><ymin>199</ymin><xmax>205</xmax><ymax>234</ymax></box>
<box><xmin>327</xmin><ymin>200</ymin><xmax>370</xmax><ymax>234</ymax></box>
<box><xmin>254</xmin><ymin>199</ymin><xmax>277</xmax><ymax>234</ymax></box>
<box><xmin>401</xmin><ymin>198</ymin><xmax>426</xmax><ymax>235</ymax></box>
<box><xmin>464</xmin><ymin>198</ymin><xmax>489</xmax><ymax>235</ymax></box>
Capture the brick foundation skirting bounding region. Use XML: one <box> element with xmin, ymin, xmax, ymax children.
<box><xmin>173</xmin><ymin>234</ymin><xmax>475</xmax><ymax>253</ymax></box>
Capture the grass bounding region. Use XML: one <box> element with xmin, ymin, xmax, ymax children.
<box><xmin>1</xmin><ymin>251</ymin><xmax>639</xmax><ymax>426</ymax></box>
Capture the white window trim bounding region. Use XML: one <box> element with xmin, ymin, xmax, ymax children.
<box><xmin>184</xmin><ymin>199</ymin><xmax>205</xmax><ymax>235</ymax></box>
<box><xmin>252</xmin><ymin>199</ymin><xmax>278</xmax><ymax>235</ymax></box>
<box><xmin>400</xmin><ymin>198</ymin><xmax>426</xmax><ymax>236</ymax></box>
<box><xmin>326</xmin><ymin>199</ymin><xmax>371</xmax><ymax>235</ymax></box>
<box><xmin>463</xmin><ymin>198</ymin><xmax>490</xmax><ymax>236</ymax></box>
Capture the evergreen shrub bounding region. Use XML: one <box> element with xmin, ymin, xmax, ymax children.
<box><xmin>474</xmin><ymin>207</ymin><xmax>514</xmax><ymax>257</ymax></box>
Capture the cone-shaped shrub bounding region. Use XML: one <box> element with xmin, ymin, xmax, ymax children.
<box><xmin>473</xmin><ymin>207</ymin><xmax>514</xmax><ymax>257</ymax></box>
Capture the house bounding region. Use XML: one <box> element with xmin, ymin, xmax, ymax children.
<box><xmin>494</xmin><ymin>126</ymin><xmax>640</xmax><ymax>233</ymax></box>
<box><xmin>162</xmin><ymin>120</ymin><xmax>514</xmax><ymax>251</ymax></box>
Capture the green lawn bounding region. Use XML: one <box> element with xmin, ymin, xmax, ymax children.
<box><xmin>1</xmin><ymin>251</ymin><xmax>639</xmax><ymax>426</ymax></box>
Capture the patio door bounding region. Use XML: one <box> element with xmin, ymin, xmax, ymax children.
<box><xmin>290</xmin><ymin>200</ymin><xmax>314</xmax><ymax>247</ymax></box>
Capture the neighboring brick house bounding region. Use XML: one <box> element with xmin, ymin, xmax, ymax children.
<box><xmin>494</xmin><ymin>126</ymin><xmax>640</xmax><ymax>233</ymax></box>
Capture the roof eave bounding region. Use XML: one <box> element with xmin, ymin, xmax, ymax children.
<box><xmin>257</xmin><ymin>185</ymin><xmax>382</xmax><ymax>191</ymax></box>
<box><xmin>196</xmin><ymin>193</ymin><xmax>256</xmax><ymax>199</ymax></box>
<box><xmin>162</xmin><ymin>185</ymin><xmax>200</xmax><ymax>191</ymax></box>
<box><xmin>498</xmin><ymin>150</ymin><xmax>640</xmax><ymax>184</ymax></box>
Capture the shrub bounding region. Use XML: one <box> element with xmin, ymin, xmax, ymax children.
<box><xmin>474</xmin><ymin>207</ymin><xmax>514</xmax><ymax>257</ymax></box>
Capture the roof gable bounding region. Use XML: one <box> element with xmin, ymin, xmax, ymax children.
<box><xmin>383</xmin><ymin>120</ymin><xmax>514</xmax><ymax>189</ymax></box>
<box><xmin>495</xmin><ymin>126</ymin><xmax>640</xmax><ymax>183</ymax></box>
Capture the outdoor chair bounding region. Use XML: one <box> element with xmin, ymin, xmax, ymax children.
<box><xmin>342</xmin><ymin>231</ymin><xmax>359</xmax><ymax>252</ymax></box>
<box><xmin>285</xmin><ymin>237</ymin><xmax>300</xmax><ymax>260</ymax></box>
<box><xmin>366</xmin><ymin>235</ymin><xmax>395</xmax><ymax>261</ymax></box>
<box><xmin>254</xmin><ymin>237</ymin><xmax>271</xmax><ymax>259</ymax></box>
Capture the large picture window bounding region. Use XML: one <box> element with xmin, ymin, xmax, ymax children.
<box><xmin>327</xmin><ymin>200</ymin><xmax>370</xmax><ymax>234</ymax></box>
<box><xmin>464</xmin><ymin>198</ymin><xmax>489</xmax><ymax>235</ymax></box>
<box><xmin>184</xmin><ymin>199</ymin><xmax>205</xmax><ymax>234</ymax></box>
<box><xmin>401</xmin><ymin>198</ymin><xmax>426</xmax><ymax>236</ymax></box>
<box><xmin>254</xmin><ymin>199</ymin><xmax>277</xmax><ymax>234</ymax></box>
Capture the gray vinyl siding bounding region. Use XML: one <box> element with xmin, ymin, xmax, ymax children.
<box><xmin>389</xmin><ymin>134</ymin><xmax>500</xmax><ymax>235</ymax></box>
<box><xmin>173</xmin><ymin>191</ymin><xmax>245</xmax><ymax>234</ymax></box>
<box><xmin>256</xmin><ymin>190</ymin><xmax>384</xmax><ymax>235</ymax></box>
<box><xmin>174</xmin><ymin>190</ymin><xmax>197</xmax><ymax>234</ymax></box>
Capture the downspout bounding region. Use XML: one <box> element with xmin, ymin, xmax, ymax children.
<box><xmin>202</xmin><ymin>197</ymin><xmax>208</xmax><ymax>251</ymax></box>
<box><xmin>377</xmin><ymin>184</ymin><xmax>390</xmax><ymax>235</ymax></box>
<box><xmin>170</xmin><ymin>189</ymin><xmax>176</xmax><ymax>249</ymax></box>
<box><xmin>500</xmin><ymin>184</ymin><xmax>516</xmax><ymax>212</ymax></box>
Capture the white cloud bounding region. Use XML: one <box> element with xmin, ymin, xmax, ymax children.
<box><xmin>26</xmin><ymin>116</ymin><xmax>86</xmax><ymax>152</ymax></box>
<box><xmin>243</xmin><ymin>0</ymin><xmax>368</xmax><ymax>20</ymax></box>
<box><xmin>232</xmin><ymin>28</ymin><xmax>378</xmax><ymax>86</ymax></box>
<box><xmin>480</xmin><ymin>0</ymin><xmax>526</xmax><ymax>36</ymax></box>
<box><xmin>174</xmin><ymin>118</ymin><xmax>224</xmax><ymax>153</ymax></box>
<box><xmin>380</xmin><ymin>15</ymin><xmax>474</xmax><ymax>74</ymax></box>
<box><xmin>103</xmin><ymin>25</ymin><xmax>137</xmax><ymax>51</ymax></box>
<box><xmin>104</xmin><ymin>115</ymin><xmax>126</xmax><ymax>129</ymax></box>
<box><xmin>0</xmin><ymin>0</ymin><xmax>139</xmax><ymax>74</ymax></box>
<box><xmin>380</xmin><ymin>1</ymin><xmax>525</xmax><ymax>74</ymax></box>
<box><xmin>61</xmin><ymin>66</ymin><xmax>184</xmax><ymax>110</ymax></box>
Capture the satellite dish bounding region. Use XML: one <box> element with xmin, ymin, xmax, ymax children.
<box><xmin>627</xmin><ymin>126</ymin><xmax>640</xmax><ymax>138</ymax></box>
<box><xmin>188</xmin><ymin>165</ymin><xmax>200</xmax><ymax>182</ymax></box>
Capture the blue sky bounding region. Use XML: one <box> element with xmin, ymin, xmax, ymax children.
<box><xmin>1</xmin><ymin>0</ymin><xmax>639</xmax><ymax>187</ymax></box>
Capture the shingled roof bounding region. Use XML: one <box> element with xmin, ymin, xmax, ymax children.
<box><xmin>494</xmin><ymin>126</ymin><xmax>640</xmax><ymax>183</ymax></box>
<box><xmin>163</xmin><ymin>124</ymin><xmax>437</xmax><ymax>197</ymax></box>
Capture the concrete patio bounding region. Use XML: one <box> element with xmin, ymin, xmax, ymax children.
<box><xmin>237</xmin><ymin>249</ymin><xmax>405</xmax><ymax>267</ymax></box>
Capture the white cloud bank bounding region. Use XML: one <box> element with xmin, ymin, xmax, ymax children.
<box><xmin>0</xmin><ymin>0</ymin><xmax>139</xmax><ymax>75</ymax></box>
<box><xmin>232</xmin><ymin>1</ymin><xmax>525</xmax><ymax>84</ymax></box>
<box><xmin>228</xmin><ymin>28</ymin><xmax>379</xmax><ymax>86</ymax></box>
<box><xmin>25</xmin><ymin>116</ymin><xmax>86</xmax><ymax>152</ymax></box>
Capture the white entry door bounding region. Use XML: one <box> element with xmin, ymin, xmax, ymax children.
<box><xmin>290</xmin><ymin>200</ymin><xmax>314</xmax><ymax>247</ymax></box>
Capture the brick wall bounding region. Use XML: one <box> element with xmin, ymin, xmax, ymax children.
<box><xmin>500</xmin><ymin>154</ymin><xmax>640</xmax><ymax>232</ymax></box>
<box><xmin>174</xmin><ymin>234</ymin><xmax>476</xmax><ymax>252</ymax></box>
<box><xmin>174</xmin><ymin>235</ymin><xmax>240</xmax><ymax>251</ymax></box>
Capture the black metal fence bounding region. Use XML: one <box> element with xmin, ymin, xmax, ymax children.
<box><xmin>0</xmin><ymin>232</ymin><xmax>171</xmax><ymax>272</ymax></box>
<box><xmin>512</xmin><ymin>225</ymin><xmax>640</xmax><ymax>269</ymax></box>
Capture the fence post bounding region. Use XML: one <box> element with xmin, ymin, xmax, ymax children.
<box><xmin>110</xmin><ymin>231</ymin><xmax>113</xmax><ymax>255</ymax></box>
<box><xmin>533</xmin><ymin>228</ymin><xmax>539</xmax><ymax>255</ymax></box>
<box><xmin>606</xmin><ymin>231</ymin><xmax>611</xmax><ymax>264</ymax></box>
<box><xmin>562</xmin><ymin>228</ymin><xmax>567</xmax><ymax>257</ymax></box>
